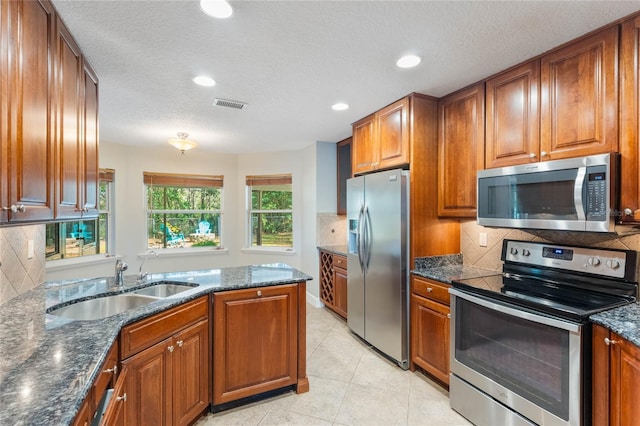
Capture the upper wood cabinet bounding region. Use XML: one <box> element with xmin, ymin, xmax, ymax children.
<box><xmin>540</xmin><ymin>26</ymin><xmax>619</xmax><ymax>161</ymax></box>
<box><xmin>352</xmin><ymin>97</ymin><xmax>409</xmax><ymax>175</ymax></box>
<box><xmin>1</xmin><ymin>0</ymin><xmax>56</xmax><ymax>223</ymax></box>
<box><xmin>437</xmin><ymin>83</ymin><xmax>485</xmax><ymax>217</ymax></box>
<box><xmin>485</xmin><ymin>60</ymin><xmax>540</xmax><ymax>168</ymax></box>
<box><xmin>619</xmin><ymin>14</ymin><xmax>640</xmax><ymax>223</ymax></box>
<box><xmin>0</xmin><ymin>0</ymin><xmax>99</xmax><ymax>224</ymax></box>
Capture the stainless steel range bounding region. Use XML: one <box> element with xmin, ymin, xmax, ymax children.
<box><xmin>449</xmin><ymin>239</ymin><xmax>638</xmax><ymax>426</ymax></box>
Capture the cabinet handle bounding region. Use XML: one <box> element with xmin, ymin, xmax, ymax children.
<box><xmin>624</xmin><ymin>208</ymin><xmax>634</xmax><ymax>217</ymax></box>
<box><xmin>177</xmin><ymin>340</ymin><xmax>183</xmax><ymax>348</ymax></box>
<box><xmin>427</xmin><ymin>287</ymin><xmax>433</xmax><ymax>292</ymax></box>
<box><xmin>2</xmin><ymin>204</ymin><xmax>26</xmax><ymax>213</ymax></box>
<box><xmin>103</xmin><ymin>364</ymin><xmax>117</xmax><ymax>376</ymax></box>
<box><xmin>115</xmin><ymin>393</ymin><xmax>127</xmax><ymax>402</ymax></box>
<box><xmin>604</xmin><ymin>337</ymin><xmax>618</xmax><ymax>346</ymax></box>
<box><xmin>447</xmin><ymin>313</ymin><xmax>451</xmax><ymax>319</ymax></box>
<box><xmin>168</xmin><ymin>345</ymin><xmax>174</xmax><ymax>352</ymax></box>
<box><xmin>529</xmin><ymin>153</ymin><xmax>536</xmax><ymax>158</ymax></box>
<box><xmin>257</xmin><ymin>290</ymin><xmax>262</xmax><ymax>297</ymax></box>
<box><xmin>540</xmin><ymin>151</ymin><xmax>548</xmax><ymax>158</ymax></box>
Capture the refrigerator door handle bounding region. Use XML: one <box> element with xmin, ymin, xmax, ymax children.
<box><xmin>357</xmin><ymin>205</ymin><xmax>365</xmax><ymax>273</ymax></box>
<box><xmin>363</xmin><ymin>205</ymin><xmax>372</xmax><ymax>271</ymax></box>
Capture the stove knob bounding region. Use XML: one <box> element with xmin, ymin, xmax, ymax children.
<box><xmin>522</xmin><ymin>249</ymin><xmax>531</xmax><ymax>256</ymax></box>
<box><xmin>606</xmin><ymin>259</ymin><xmax>621</xmax><ymax>270</ymax></box>
<box><xmin>588</xmin><ymin>257</ymin><xmax>601</xmax><ymax>267</ymax></box>
<box><xmin>510</xmin><ymin>247</ymin><xmax>518</xmax><ymax>256</ymax></box>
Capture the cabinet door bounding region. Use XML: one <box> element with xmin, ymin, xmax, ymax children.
<box><xmin>213</xmin><ymin>285</ymin><xmax>298</xmax><ymax>405</ymax></box>
<box><xmin>620</xmin><ymin>14</ymin><xmax>640</xmax><ymax>223</ymax></box>
<box><xmin>102</xmin><ymin>367</ymin><xmax>128</xmax><ymax>426</ymax></box>
<box><xmin>610</xmin><ymin>332</ymin><xmax>640</xmax><ymax>426</ymax></box>
<box><xmin>81</xmin><ymin>60</ymin><xmax>99</xmax><ymax>217</ymax></box>
<box><xmin>410</xmin><ymin>294</ymin><xmax>450</xmax><ymax>385</ymax></box>
<box><xmin>333</xmin><ymin>266</ymin><xmax>348</xmax><ymax>319</ymax></box>
<box><xmin>123</xmin><ymin>337</ymin><xmax>173</xmax><ymax>426</ymax></box>
<box><xmin>437</xmin><ymin>83</ymin><xmax>485</xmax><ymax>217</ymax></box>
<box><xmin>486</xmin><ymin>60</ymin><xmax>540</xmax><ymax>168</ymax></box>
<box><xmin>71</xmin><ymin>392</ymin><xmax>93</xmax><ymax>426</ymax></box>
<box><xmin>173</xmin><ymin>320</ymin><xmax>209</xmax><ymax>426</ymax></box>
<box><xmin>592</xmin><ymin>324</ymin><xmax>611</xmax><ymax>426</ymax></box>
<box><xmin>3</xmin><ymin>0</ymin><xmax>55</xmax><ymax>222</ymax></box>
<box><xmin>336</xmin><ymin>137</ymin><xmax>351</xmax><ymax>215</ymax></box>
<box><xmin>352</xmin><ymin>114</ymin><xmax>376</xmax><ymax>175</ymax></box>
<box><xmin>54</xmin><ymin>16</ymin><xmax>83</xmax><ymax>220</ymax></box>
<box><xmin>377</xmin><ymin>98</ymin><xmax>409</xmax><ymax>170</ymax></box>
<box><xmin>540</xmin><ymin>26</ymin><xmax>618</xmax><ymax>161</ymax></box>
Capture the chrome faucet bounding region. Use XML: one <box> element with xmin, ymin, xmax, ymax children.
<box><xmin>138</xmin><ymin>250</ymin><xmax>158</xmax><ymax>281</ymax></box>
<box><xmin>115</xmin><ymin>259</ymin><xmax>128</xmax><ymax>287</ymax></box>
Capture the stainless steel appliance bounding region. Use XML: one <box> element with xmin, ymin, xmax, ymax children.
<box><xmin>347</xmin><ymin>169</ymin><xmax>409</xmax><ymax>369</ymax></box>
<box><xmin>449</xmin><ymin>239</ymin><xmax>637</xmax><ymax>426</ymax></box>
<box><xmin>477</xmin><ymin>153</ymin><xmax>619</xmax><ymax>232</ymax></box>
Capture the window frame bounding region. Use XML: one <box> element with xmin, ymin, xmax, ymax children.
<box><xmin>245</xmin><ymin>174</ymin><xmax>294</xmax><ymax>250</ymax></box>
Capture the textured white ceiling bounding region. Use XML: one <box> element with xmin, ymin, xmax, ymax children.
<box><xmin>51</xmin><ymin>1</ymin><xmax>640</xmax><ymax>154</ymax></box>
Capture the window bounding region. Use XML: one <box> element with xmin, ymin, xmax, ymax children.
<box><xmin>145</xmin><ymin>172</ymin><xmax>223</xmax><ymax>249</ymax></box>
<box><xmin>46</xmin><ymin>169</ymin><xmax>114</xmax><ymax>260</ymax></box>
<box><xmin>246</xmin><ymin>174</ymin><xmax>293</xmax><ymax>248</ymax></box>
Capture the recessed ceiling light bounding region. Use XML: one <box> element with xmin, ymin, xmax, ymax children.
<box><xmin>332</xmin><ymin>103</ymin><xmax>349</xmax><ymax>111</ymax></box>
<box><xmin>396</xmin><ymin>55</ymin><xmax>421</xmax><ymax>68</ymax></box>
<box><xmin>193</xmin><ymin>75</ymin><xmax>216</xmax><ymax>87</ymax></box>
<box><xmin>200</xmin><ymin>0</ymin><xmax>233</xmax><ymax>19</ymax></box>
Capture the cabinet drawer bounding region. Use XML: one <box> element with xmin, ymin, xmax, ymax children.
<box><xmin>411</xmin><ymin>276</ymin><xmax>451</xmax><ymax>305</ymax></box>
<box><xmin>92</xmin><ymin>340</ymin><xmax>118</xmax><ymax>409</ymax></box>
<box><xmin>333</xmin><ymin>254</ymin><xmax>347</xmax><ymax>270</ymax></box>
<box><xmin>121</xmin><ymin>295</ymin><xmax>208</xmax><ymax>359</ymax></box>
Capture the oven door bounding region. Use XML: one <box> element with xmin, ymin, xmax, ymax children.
<box><xmin>449</xmin><ymin>289</ymin><xmax>584</xmax><ymax>426</ymax></box>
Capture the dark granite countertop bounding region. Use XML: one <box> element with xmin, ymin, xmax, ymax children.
<box><xmin>317</xmin><ymin>245</ymin><xmax>348</xmax><ymax>256</ymax></box>
<box><xmin>411</xmin><ymin>254</ymin><xmax>500</xmax><ymax>284</ymax></box>
<box><xmin>0</xmin><ymin>263</ymin><xmax>311</xmax><ymax>426</ymax></box>
<box><xmin>590</xmin><ymin>303</ymin><xmax>640</xmax><ymax>348</ymax></box>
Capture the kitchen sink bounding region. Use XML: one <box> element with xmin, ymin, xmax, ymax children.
<box><xmin>49</xmin><ymin>293</ymin><xmax>159</xmax><ymax>320</ymax></box>
<box><xmin>132</xmin><ymin>283</ymin><xmax>196</xmax><ymax>297</ymax></box>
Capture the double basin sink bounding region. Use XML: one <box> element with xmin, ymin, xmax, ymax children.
<box><xmin>48</xmin><ymin>283</ymin><xmax>197</xmax><ymax>321</ymax></box>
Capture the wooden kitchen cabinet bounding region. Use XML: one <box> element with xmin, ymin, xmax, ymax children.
<box><xmin>410</xmin><ymin>276</ymin><xmax>451</xmax><ymax>386</ymax></box>
<box><xmin>540</xmin><ymin>25</ymin><xmax>619</xmax><ymax>162</ymax></box>
<box><xmin>101</xmin><ymin>367</ymin><xmax>128</xmax><ymax>426</ymax></box>
<box><xmin>437</xmin><ymin>83</ymin><xmax>485</xmax><ymax>218</ymax></box>
<box><xmin>619</xmin><ymin>13</ymin><xmax>640</xmax><ymax>223</ymax></box>
<box><xmin>120</xmin><ymin>296</ymin><xmax>209</xmax><ymax>426</ymax></box>
<box><xmin>352</xmin><ymin>97</ymin><xmax>410</xmax><ymax>175</ymax></box>
<box><xmin>485</xmin><ymin>60</ymin><xmax>540</xmax><ymax>168</ymax></box>
<box><xmin>318</xmin><ymin>250</ymin><xmax>348</xmax><ymax>319</ymax></box>
<box><xmin>1</xmin><ymin>0</ymin><xmax>56</xmax><ymax>223</ymax></box>
<box><xmin>213</xmin><ymin>284</ymin><xmax>299</xmax><ymax>405</ymax></box>
<box><xmin>592</xmin><ymin>324</ymin><xmax>640</xmax><ymax>425</ymax></box>
<box><xmin>336</xmin><ymin>137</ymin><xmax>351</xmax><ymax>215</ymax></box>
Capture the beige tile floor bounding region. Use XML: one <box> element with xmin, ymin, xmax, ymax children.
<box><xmin>197</xmin><ymin>305</ymin><xmax>471</xmax><ymax>426</ymax></box>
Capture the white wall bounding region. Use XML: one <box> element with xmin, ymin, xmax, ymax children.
<box><xmin>45</xmin><ymin>142</ymin><xmax>330</xmax><ymax>302</ymax></box>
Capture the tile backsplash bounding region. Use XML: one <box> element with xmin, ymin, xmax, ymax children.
<box><xmin>0</xmin><ymin>225</ymin><xmax>45</xmax><ymax>305</ymax></box>
<box><xmin>316</xmin><ymin>213</ymin><xmax>347</xmax><ymax>246</ymax></box>
<box><xmin>461</xmin><ymin>220</ymin><xmax>640</xmax><ymax>273</ymax></box>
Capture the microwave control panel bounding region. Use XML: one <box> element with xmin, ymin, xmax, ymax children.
<box><xmin>585</xmin><ymin>166</ymin><xmax>607</xmax><ymax>220</ymax></box>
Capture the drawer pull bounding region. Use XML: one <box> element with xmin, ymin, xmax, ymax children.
<box><xmin>103</xmin><ymin>365</ymin><xmax>118</xmax><ymax>376</ymax></box>
<box><xmin>427</xmin><ymin>287</ymin><xmax>433</xmax><ymax>293</ymax></box>
<box><xmin>168</xmin><ymin>345</ymin><xmax>175</xmax><ymax>353</ymax></box>
<box><xmin>177</xmin><ymin>340</ymin><xmax>184</xmax><ymax>348</ymax></box>
<box><xmin>257</xmin><ymin>290</ymin><xmax>262</xmax><ymax>297</ymax></box>
<box><xmin>604</xmin><ymin>337</ymin><xmax>618</xmax><ymax>346</ymax></box>
<box><xmin>116</xmin><ymin>393</ymin><xmax>127</xmax><ymax>402</ymax></box>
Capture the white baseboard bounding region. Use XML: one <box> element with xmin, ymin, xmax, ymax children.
<box><xmin>306</xmin><ymin>291</ymin><xmax>324</xmax><ymax>308</ymax></box>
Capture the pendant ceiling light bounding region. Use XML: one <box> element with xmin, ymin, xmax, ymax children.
<box><xmin>168</xmin><ymin>132</ymin><xmax>197</xmax><ymax>154</ymax></box>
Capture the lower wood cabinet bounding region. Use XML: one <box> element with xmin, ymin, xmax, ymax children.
<box><xmin>410</xmin><ymin>276</ymin><xmax>451</xmax><ymax>386</ymax></box>
<box><xmin>318</xmin><ymin>249</ymin><xmax>348</xmax><ymax>319</ymax></box>
<box><xmin>592</xmin><ymin>324</ymin><xmax>640</xmax><ymax>425</ymax></box>
<box><xmin>118</xmin><ymin>296</ymin><xmax>209</xmax><ymax>426</ymax></box>
<box><xmin>101</xmin><ymin>367</ymin><xmax>128</xmax><ymax>426</ymax></box>
<box><xmin>213</xmin><ymin>284</ymin><xmax>299</xmax><ymax>405</ymax></box>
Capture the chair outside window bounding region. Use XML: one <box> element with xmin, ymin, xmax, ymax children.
<box><xmin>160</xmin><ymin>223</ymin><xmax>185</xmax><ymax>247</ymax></box>
<box><xmin>197</xmin><ymin>220</ymin><xmax>211</xmax><ymax>234</ymax></box>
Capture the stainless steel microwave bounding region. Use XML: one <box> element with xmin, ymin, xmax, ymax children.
<box><xmin>477</xmin><ymin>153</ymin><xmax>619</xmax><ymax>233</ymax></box>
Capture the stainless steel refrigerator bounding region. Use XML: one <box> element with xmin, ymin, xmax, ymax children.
<box><xmin>347</xmin><ymin>168</ymin><xmax>409</xmax><ymax>369</ymax></box>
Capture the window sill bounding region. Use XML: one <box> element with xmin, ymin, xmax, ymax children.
<box><xmin>140</xmin><ymin>247</ymin><xmax>229</xmax><ymax>258</ymax></box>
<box><xmin>240</xmin><ymin>247</ymin><xmax>296</xmax><ymax>255</ymax></box>
<box><xmin>46</xmin><ymin>254</ymin><xmax>119</xmax><ymax>272</ymax></box>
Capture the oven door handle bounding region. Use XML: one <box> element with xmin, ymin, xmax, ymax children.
<box><xmin>449</xmin><ymin>288</ymin><xmax>581</xmax><ymax>333</ymax></box>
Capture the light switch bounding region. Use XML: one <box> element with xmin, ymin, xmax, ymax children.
<box><xmin>479</xmin><ymin>233</ymin><xmax>488</xmax><ymax>247</ymax></box>
<box><xmin>27</xmin><ymin>240</ymin><xmax>34</xmax><ymax>259</ymax></box>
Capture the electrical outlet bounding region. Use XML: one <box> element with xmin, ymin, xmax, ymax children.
<box><xmin>27</xmin><ymin>240</ymin><xmax>34</xmax><ymax>259</ymax></box>
<box><xmin>479</xmin><ymin>232</ymin><xmax>488</xmax><ymax>247</ymax></box>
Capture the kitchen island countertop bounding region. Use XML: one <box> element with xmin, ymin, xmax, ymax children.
<box><xmin>590</xmin><ymin>303</ymin><xmax>640</xmax><ymax>348</ymax></box>
<box><xmin>0</xmin><ymin>263</ymin><xmax>311</xmax><ymax>426</ymax></box>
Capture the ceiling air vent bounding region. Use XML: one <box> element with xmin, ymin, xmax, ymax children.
<box><xmin>213</xmin><ymin>98</ymin><xmax>248</xmax><ymax>110</ymax></box>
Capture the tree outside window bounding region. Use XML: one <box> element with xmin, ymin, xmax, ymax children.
<box><xmin>247</xmin><ymin>174</ymin><xmax>292</xmax><ymax>248</ymax></box>
<box><xmin>145</xmin><ymin>172</ymin><xmax>223</xmax><ymax>249</ymax></box>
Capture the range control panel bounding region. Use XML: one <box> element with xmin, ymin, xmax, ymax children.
<box><xmin>503</xmin><ymin>240</ymin><xmax>629</xmax><ymax>279</ymax></box>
